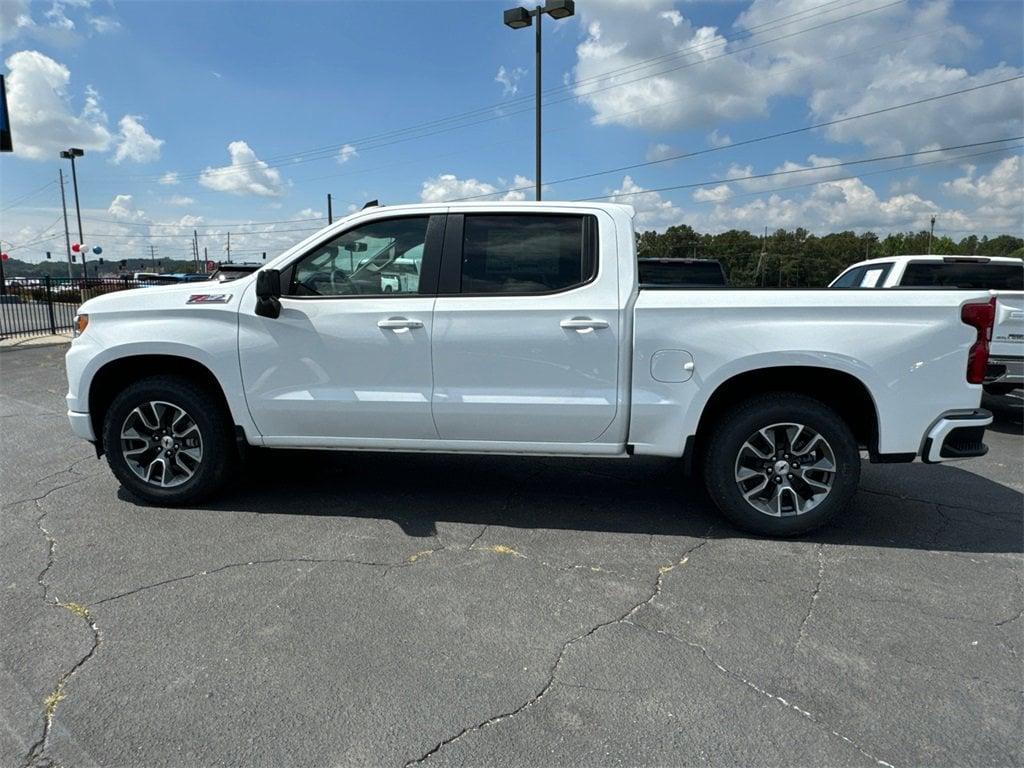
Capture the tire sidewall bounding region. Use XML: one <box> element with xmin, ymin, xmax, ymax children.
<box><xmin>103</xmin><ymin>377</ymin><xmax>230</xmax><ymax>505</ymax></box>
<box><xmin>705</xmin><ymin>395</ymin><xmax>860</xmax><ymax>536</ymax></box>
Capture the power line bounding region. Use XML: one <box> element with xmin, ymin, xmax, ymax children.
<box><xmin>0</xmin><ymin>180</ymin><xmax>59</xmax><ymax>213</ymax></box>
<box><xmin>577</xmin><ymin>137</ymin><xmax>1024</xmax><ymax>201</ymax></box>
<box><xmin>102</xmin><ymin>0</ymin><xmax>902</xmax><ymax>184</ymax></box>
<box><xmin>451</xmin><ymin>75</ymin><xmax>1024</xmax><ymax>201</ymax></box>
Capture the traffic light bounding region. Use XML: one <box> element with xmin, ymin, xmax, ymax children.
<box><xmin>46</xmin><ymin>251</ymin><xmax>51</xmax><ymax>260</ymax></box>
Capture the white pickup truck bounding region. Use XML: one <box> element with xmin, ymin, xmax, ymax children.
<box><xmin>831</xmin><ymin>254</ymin><xmax>1023</xmax><ymax>395</ymax></box>
<box><xmin>66</xmin><ymin>202</ymin><xmax>996</xmax><ymax>535</ymax></box>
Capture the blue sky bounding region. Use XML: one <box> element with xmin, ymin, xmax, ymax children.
<box><xmin>1</xmin><ymin>0</ymin><xmax>1021</xmax><ymax>265</ymax></box>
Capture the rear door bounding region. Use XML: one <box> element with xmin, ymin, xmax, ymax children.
<box><xmin>430</xmin><ymin>210</ymin><xmax>621</xmax><ymax>444</ymax></box>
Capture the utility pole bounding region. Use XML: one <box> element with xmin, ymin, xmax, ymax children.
<box><xmin>149</xmin><ymin>244</ymin><xmax>157</xmax><ymax>269</ymax></box>
<box><xmin>928</xmin><ymin>216</ymin><xmax>936</xmax><ymax>255</ymax></box>
<box><xmin>58</xmin><ymin>169</ymin><xmax>73</xmax><ymax>279</ymax></box>
<box><xmin>327</xmin><ymin>193</ymin><xmax>333</xmax><ymax>224</ymax></box>
<box><xmin>192</xmin><ymin>230</ymin><xmax>200</xmax><ymax>272</ymax></box>
<box><xmin>226</xmin><ymin>231</ymin><xmax>231</xmax><ymax>263</ymax></box>
<box><xmin>59</xmin><ymin>148</ymin><xmax>86</xmax><ymax>274</ymax></box>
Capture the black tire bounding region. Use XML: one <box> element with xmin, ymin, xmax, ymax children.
<box><xmin>102</xmin><ymin>375</ymin><xmax>234</xmax><ymax>505</ymax></box>
<box><xmin>702</xmin><ymin>393</ymin><xmax>860</xmax><ymax>536</ymax></box>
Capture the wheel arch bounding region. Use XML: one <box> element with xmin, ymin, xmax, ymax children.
<box><xmin>690</xmin><ymin>365</ymin><xmax>880</xmax><ymax>470</ymax></box>
<box><xmin>88</xmin><ymin>354</ymin><xmax>241</xmax><ymax>449</ymax></box>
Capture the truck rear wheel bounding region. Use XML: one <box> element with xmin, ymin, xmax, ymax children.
<box><xmin>702</xmin><ymin>393</ymin><xmax>860</xmax><ymax>536</ymax></box>
<box><xmin>102</xmin><ymin>375</ymin><xmax>234</xmax><ymax>505</ymax></box>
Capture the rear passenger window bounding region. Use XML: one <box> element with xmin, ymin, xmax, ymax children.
<box><xmin>901</xmin><ymin>261</ymin><xmax>1024</xmax><ymax>290</ymax></box>
<box><xmin>460</xmin><ymin>214</ymin><xmax>595</xmax><ymax>294</ymax></box>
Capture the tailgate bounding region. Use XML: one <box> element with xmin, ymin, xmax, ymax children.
<box><xmin>992</xmin><ymin>291</ymin><xmax>1024</xmax><ymax>356</ymax></box>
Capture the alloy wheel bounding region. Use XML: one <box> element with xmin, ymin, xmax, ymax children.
<box><xmin>733</xmin><ymin>422</ymin><xmax>836</xmax><ymax>517</ymax></box>
<box><xmin>120</xmin><ymin>400</ymin><xmax>203</xmax><ymax>488</ymax></box>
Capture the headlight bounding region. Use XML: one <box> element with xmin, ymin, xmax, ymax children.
<box><xmin>73</xmin><ymin>314</ymin><xmax>89</xmax><ymax>337</ymax></box>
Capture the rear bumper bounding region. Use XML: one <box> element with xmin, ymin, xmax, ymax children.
<box><xmin>985</xmin><ymin>356</ymin><xmax>1023</xmax><ymax>386</ymax></box>
<box><xmin>921</xmin><ymin>409</ymin><xmax>992</xmax><ymax>464</ymax></box>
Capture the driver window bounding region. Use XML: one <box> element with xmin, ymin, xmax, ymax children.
<box><xmin>290</xmin><ymin>216</ymin><xmax>430</xmax><ymax>296</ymax></box>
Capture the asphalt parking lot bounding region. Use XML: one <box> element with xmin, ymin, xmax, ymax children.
<box><xmin>2</xmin><ymin>344</ymin><xmax>1021</xmax><ymax>768</ymax></box>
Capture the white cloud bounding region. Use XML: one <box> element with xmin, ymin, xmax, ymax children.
<box><xmin>707</xmin><ymin>129</ymin><xmax>731</xmax><ymax>148</ymax></box>
<box><xmin>725</xmin><ymin>154</ymin><xmax>846</xmax><ymax>192</ymax></box>
<box><xmin>107</xmin><ymin>194</ymin><xmax>147</xmax><ymax>222</ymax></box>
<box><xmin>294</xmin><ymin>208</ymin><xmax>323</xmax><ymax>220</ymax></box>
<box><xmin>158</xmin><ymin>171</ymin><xmax>180</xmax><ymax>186</ymax></box>
<box><xmin>645</xmin><ymin>143</ymin><xmax>678</xmax><ymax>162</ymax></box>
<box><xmin>419</xmin><ymin>173</ymin><xmax>534</xmax><ymax>203</ymax></box>
<box><xmin>692</xmin><ymin>184</ymin><xmax>732</xmax><ymax>203</ymax></box>
<box><xmin>166</xmin><ymin>195</ymin><xmax>194</xmax><ymax>207</ymax></box>
<box><xmin>2</xmin><ymin>0</ymin><xmax>115</xmax><ymax>45</ymax></box>
<box><xmin>495</xmin><ymin>65</ymin><xmax>527</xmax><ymax>96</ymax></box>
<box><xmin>113</xmin><ymin>115</ymin><xmax>163</xmax><ymax>164</ymax></box>
<box><xmin>573</xmin><ymin>2</ymin><xmax>771</xmax><ymax>130</ymax></box>
<box><xmin>4</xmin><ymin>50</ymin><xmax>112</xmax><ymax>159</ymax></box>
<box><xmin>88</xmin><ymin>16</ymin><xmax>120</xmax><ymax>33</ymax></box>
<box><xmin>943</xmin><ymin>156</ymin><xmax>1024</xmax><ymax>229</ymax></box>
<box><xmin>199</xmin><ymin>141</ymin><xmax>284</xmax><ymax>197</ymax></box>
<box><xmin>571</xmin><ymin>0</ymin><xmax>1023</xmax><ymax>152</ymax></box>
<box><xmin>606</xmin><ymin>175</ymin><xmax>683</xmax><ymax>231</ymax></box>
<box><xmin>335</xmin><ymin>144</ymin><xmax>358</xmax><ymax>164</ymax></box>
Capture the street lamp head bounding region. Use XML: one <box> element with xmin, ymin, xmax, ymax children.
<box><xmin>543</xmin><ymin>0</ymin><xmax>575</xmax><ymax>19</ymax></box>
<box><xmin>69</xmin><ymin>147</ymin><xmax>84</xmax><ymax>157</ymax></box>
<box><xmin>503</xmin><ymin>6</ymin><xmax>532</xmax><ymax>29</ymax></box>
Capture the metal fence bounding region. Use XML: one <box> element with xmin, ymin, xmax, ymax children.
<box><xmin>0</xmin><ymin>276</ymin><xmax>145</xmax><ymax>340</ymax></box>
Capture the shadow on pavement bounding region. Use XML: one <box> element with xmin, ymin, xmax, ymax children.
<box><xmin>119</xmin><ymin>432</ymin><xmax>1023</xmax><ymax>556</ymax></box>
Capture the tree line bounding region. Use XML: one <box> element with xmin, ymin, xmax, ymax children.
<box><xmin>637</xmin><ymin>227</ymin><xmax>1024</xmax><ymax>288</ymax></box>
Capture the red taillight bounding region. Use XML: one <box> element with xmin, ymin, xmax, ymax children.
<box><xmin>961</xmin><ymin>297</ymin><xmax>996</xmax><ymax>384</ymax></box>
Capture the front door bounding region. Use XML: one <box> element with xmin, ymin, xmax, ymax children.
<box><xmin>238</xmin><ymin>213</ymin><xmax>444</xmax><ymax>443</ymax></box>
<box><xmin>431</xmin><ymin>211</ymin><xmax>620</xmax><ymax>444</ymax></box>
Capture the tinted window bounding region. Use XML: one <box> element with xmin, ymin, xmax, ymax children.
<box><xmin>639</xmin><ymin>259</ymin><xmax>726</xmax><ymax>287</ymax></box>
<box><xmin>460</xmin><ymin>215</ymin><xmax>593</xmax><ymax>294</ymax></box>
<box><xmin>291</xmin><ymin>217</ymin><xmax>429</xmax><ymax>296</ymax></box>
<box><xmin>901</xmin><ymin>261</ymin><xmax>1024</xmax><ymax>290</ymax></box>
<box><xmin>831</xmin><ymin>266</ymin><xmax>867</xmax><ymax>287</ymax></box>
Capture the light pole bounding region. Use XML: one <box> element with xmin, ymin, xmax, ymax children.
<box><xmin>928</xmin><ymin>215</ymin><xmax>936</xmax><ymax>255</ymax></box>
<box><xmin>503</xmin><ymin>0</ymin><xmax>575</xmax><ymax>201</ymax></box>
<box><xmin>60</xmin><ymin>148</ymin><xmax>86</xmax><ymax>273</ymax></box>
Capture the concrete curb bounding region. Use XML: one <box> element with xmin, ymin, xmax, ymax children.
<box><xmin>0</xmin><ymin>333</ymin><xmax>73</xmax><ymax>350</ymax></box>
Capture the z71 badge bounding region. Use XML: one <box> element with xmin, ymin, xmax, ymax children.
<box><xmin>187</xmin><ymin>294</ymin><xmax>231</xmax><ymax>304</ymax></box>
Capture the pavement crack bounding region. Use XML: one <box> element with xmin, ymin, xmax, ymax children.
<box><xmin>793</xmin><ymin>543</ymin><xmax>825</xmax><ymax>658</ymax></box>
<box><xmin>633</xmin><ymin>623</ymin><xmax>896</xmax><ymax>768</ymax></box>
<box><xmin>403</xmin><ymin>531</ymin><xmax>713</xmax><ymax>766</ymax></box>
<box><xmin>25</xmin><ymin>481</ymin><xmax>102</xmax><ymax>768</ymax></box>
<box><xmin>89</xmin><ymin>555</ymin><xmax>414</xmax><ymax>607</ymax></box>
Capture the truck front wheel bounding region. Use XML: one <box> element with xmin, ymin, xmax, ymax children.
<box><xmin>702</xmin><ymin>393</ymin><xmax>860</xmax><ymax>536</ymax></box>
<box><xmin>102</xmin><ymin>375</ymin><xmax>234</xmax><ymax>505</ymax></box>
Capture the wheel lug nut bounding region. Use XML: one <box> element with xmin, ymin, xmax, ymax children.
<box><xmin>775</xmin><ymin>477</ymin><xmax>782</xmax><ymax>483</ymax></box>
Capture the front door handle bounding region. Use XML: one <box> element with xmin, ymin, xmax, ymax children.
<box><xmin>378</xmin><ymin>317</ymin><xmax>423</xmax><ymax>330</ymax></box>
<box><xmin>560</xmin><ymin>317</ymin><xmax>609</xmax><ymax>331</ymax></box>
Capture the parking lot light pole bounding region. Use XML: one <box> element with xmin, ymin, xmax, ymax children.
<box><xmin>60</xmin><ymin>148</ymin><xmax>86</xmax><ymax>273</ymax></box>
<box><xmin>503</xmin><ymin>0</ymin><xmax>575</xmax><ymax>202</ymax></box>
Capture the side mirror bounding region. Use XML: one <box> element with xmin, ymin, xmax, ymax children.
<box><xmin>255</xmin><ymin>268</ymin><xmax>281</xmax><ymax>319</ymax></box>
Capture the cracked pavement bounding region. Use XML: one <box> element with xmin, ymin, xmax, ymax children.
<box><xmin>1</xmin><ymin>345</ymin><xmax>1021</xmax><ymax>768</ymax></box>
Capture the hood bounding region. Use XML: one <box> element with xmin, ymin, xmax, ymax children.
<box><xmin>78</xmin><ymin>278</ymin><xmax>247</xmax><ymax>315</ymax></box>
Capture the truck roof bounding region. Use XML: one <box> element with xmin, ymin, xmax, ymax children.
<box><xmin>842</xmin><ymin>254</ymin><xmax>1023</xmax><ymax>271</ymax></box>
<box><xmin>342</xmin><ymin>200</ymin><xmax>637</xmax><ymax>217</ymax></box>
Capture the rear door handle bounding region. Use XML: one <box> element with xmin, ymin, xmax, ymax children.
<box><xmin>560</xmin><ymin>317</ymin><xmax>609</xmax><ymax>331</ymax></box>
<box><xmin>378</xmin><ymin>317</ymin><xmax>423</xmax><ymax>330</ymax></box>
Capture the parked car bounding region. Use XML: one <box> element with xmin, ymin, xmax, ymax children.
<box><xmin>66</xmin><ymin>202</ymin><xmax>995</xmax><ymax>536</ymax></box>
<box><xmin>638</xmin><ymin>257</ymin><xmax>727</xmax><ymax>287</ymax></box>
<box><xmin>830</xmin><ymin>255</ymin><xmax>1023</xmax><ymax>395</ymax></box>
<box><xmin>211</xmin><ymin>263</ymin><xmax>261</xmax><ymax>283</ymax></box>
